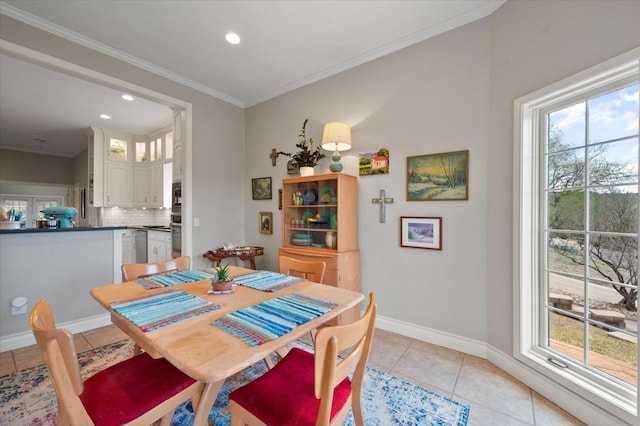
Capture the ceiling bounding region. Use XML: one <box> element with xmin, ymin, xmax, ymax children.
<box><xmin>0</xmin><ymin>0</ymin><xmax>504</xmax><ymax>158</ymax></box>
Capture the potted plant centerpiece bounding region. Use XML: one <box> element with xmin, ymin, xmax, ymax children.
<box><xmin>279</xmin><ymin>119</ymin><xmax>325</xmax><ymax>176</ymax></box>
<box><xmin>211</xmin><ymin>264</ymin><xmax>234</xmax><ymax>291</ymax></box>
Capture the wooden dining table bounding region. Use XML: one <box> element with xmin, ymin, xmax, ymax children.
<box><xmin>90</xmin><ymin>265</ymin><xmax>364</xmax><ymax>426</ymax></box>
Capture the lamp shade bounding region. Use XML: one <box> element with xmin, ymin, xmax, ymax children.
<box><xmin>321</xmin><ymin>122</ymin><xmax>352</xmax><ymax>152</ymax></box>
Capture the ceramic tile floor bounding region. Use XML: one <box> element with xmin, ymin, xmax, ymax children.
<box><xmin>1</xmin><ymin>325</ymin><xmax>584</xmax><ymax>425</ymax></box>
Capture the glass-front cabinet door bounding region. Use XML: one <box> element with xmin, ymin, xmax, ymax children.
<box><xmin>281</xmin><ymin>173</ymin><xmax>357</xmax><ymax>252</ymax></box>
<box><xmin>107</xmin><ymin>137</ymin><xmax>129</xmax><ymax>161</ymax></box>
<box><xmin>135</xmin><ymin>141</ymin><xmax>147</xmax><ymax>162</ymax></box>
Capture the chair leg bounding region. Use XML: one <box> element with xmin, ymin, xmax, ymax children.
<box><xmin>352</xmin><ymin>389</ymin><xmax>365</xmax><ymax>426</ymax></box>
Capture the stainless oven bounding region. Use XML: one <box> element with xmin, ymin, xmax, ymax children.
<box><xmin>171</xmin><ymin>222</ymin><xmax>182</xmax><ymax>258</ymax></box>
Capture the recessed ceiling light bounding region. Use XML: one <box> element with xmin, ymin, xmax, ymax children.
<box><xmin>121</xmin><ymin>94</ymin><xmax>134</xmax><ymax>101</ymax></box>
<box><xmin>225</xmin><ymin>32</ymin><xmax>241</xmax><ymax>44</ymax></box>
<box><xmin>99</xmin><ymin>114</ymin><xmax>111</xmax><ymax>120</ymax></box>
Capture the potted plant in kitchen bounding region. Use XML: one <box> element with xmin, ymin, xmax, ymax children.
<box><xmin>211</xmin><ymin>264</ymin><xmax>234</xmax><ymax>291</ymax></box>
<box><xmin>278</xmin><ymin>118</ymin><xmax>325</xmax><ymax>176</ymax></box>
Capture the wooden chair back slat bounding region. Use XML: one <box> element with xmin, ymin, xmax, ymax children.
<box><xmin>279</xmin><ymin>256</ymin><xmax>326</xmax><ymax>283</ymax></box>
<box><xmin>121</xmin><ymin>255</ymin><xmax>191</xmax><ymax>281</ymax></box>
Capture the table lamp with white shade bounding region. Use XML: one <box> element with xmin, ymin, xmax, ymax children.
<box><xmin>321</xmin><ymin>122</ymin><xmax>352</xmax><ymax>173</ymax></box>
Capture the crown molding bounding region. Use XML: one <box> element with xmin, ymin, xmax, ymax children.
<box><xmin>244</xmin><ymin>0</ymin><xmax>506</xmax><ymax>107</ymax></box>
<box><xmin>2</xmin><ymin>0</ymin><xmax>505</xmax><ymax>109</ymax></box>
<box><xmin>0</xmin><ymin>3</ymin><xmax>244</xmax><ymax>108</ymax></box>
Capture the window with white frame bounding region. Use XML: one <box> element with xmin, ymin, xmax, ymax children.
<box><xmin>515</xmin><ymin>49</ymin><xmax>638</xmax><ymax>422</ymax></box>
<box><xmin>1</xmin><ymin>195</ymin><xmax>63</xmax><ymax>227</ymax></box>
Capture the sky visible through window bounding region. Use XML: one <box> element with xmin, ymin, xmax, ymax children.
<box><xmin>550</xmin><ymin>84</ymin><xmax>639</xmax><ymax>175</ymax></box>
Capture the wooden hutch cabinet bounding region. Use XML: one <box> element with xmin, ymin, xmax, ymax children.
<box><xmin>279</xmin><ymin>173</ymin><xmax>360</xmax><ymax>323</ymax></box>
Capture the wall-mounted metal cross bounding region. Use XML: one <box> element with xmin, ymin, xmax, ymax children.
<box><xmin>371</xmin><ymin>189</ymin><xmax>394</xmax><ymax>223</ymax></box>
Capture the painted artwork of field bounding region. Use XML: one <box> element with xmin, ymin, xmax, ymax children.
<box><xmin>406</xmin><ymin>150</ymin><xmax>468</xmax><ymax>201</ymax></box>
<box><xmin>408</xmin><ymin>222</ymin><xmax>434</xmax><ymax>243</ymax></box>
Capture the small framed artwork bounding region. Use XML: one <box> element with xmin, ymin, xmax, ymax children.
<box><xmin>359</xmin><ymin>148</ymin><xmax>390</xmax><ymax>176</ymax></box>
<box><xmin>406</xmin><ymin>150</ymin><xmax>469</xmax><ymax>201</ymax></box>
<box><xmin>400</xmin><ymin>216</ymin><xmax>442</xmax><ymax>250</ymax></box>
<box><xmin>252</xmin><ymin>177</ymin><xmax>272</xmax><ymax>200</ymax></box>
<box><xmin>278</xmin><ymin>188</ymin><xmax>283</xmax><ymax>210</ymax></box>
<box><xmin>259</xmin><ymin>212</ymin><xmax>273</xmax><ymax>234</ymax></box>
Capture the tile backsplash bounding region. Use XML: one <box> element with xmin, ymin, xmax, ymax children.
<box><xmin>101</xmin><ymin>207</ymin><xmax>171</xmax><ymax>227</ymax></box>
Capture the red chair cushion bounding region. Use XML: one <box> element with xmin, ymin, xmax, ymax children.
<box><xmin>229</xmin><ymin>347</ymin><xmax>352</xmax><ymax>425</ymax></box>
<box><xmin>79</xmin><ymin>352</ymin><xmax>196</xmax><ymax>426</ymax></box>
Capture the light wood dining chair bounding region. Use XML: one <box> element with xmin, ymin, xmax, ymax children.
<box><xmin>121</xmin><ymin>255</ymin><xmax>191</xmax><ymax>282</ymax></box>
<box><xmin>30</xmin><ymin>299</ymin><xmax>203</xmax><ymax>426</ymax></box>
<box><xmin>229</xmin><ymin>293</ymin><xmax>377</xmax><ymax>426</ymax></box>
<box><xmin>279</xmin><ymin>256</ymin><xmax>326</xmax><ymax>284</ymax></box>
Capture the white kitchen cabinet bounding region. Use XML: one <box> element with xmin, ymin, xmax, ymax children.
<box><xmin>132</xmin><ymin>165</ymin><xmax>150</xmax><ymax>207</ymax></box>
<box><xmin>105</xmin><ymin>162</ymin><xmax>132</xmax><ymax>207</ymax></box>
<box><xmin>172</xmin><ymin>109</ymin><xmax>184</xmax><ymax>182</ymax></box>
<box><xmin>132</xmin><ymin>155</ymin><xmax>164</xmax><ymax>208</ymax></box>
<box><xmin>89</xmin><ymin>126</ymin><xmax>170</xmax><ymax>209</ymax></box>
<box><xmin>147</xmin><ymin>230</ymin><xmax>171</xmax><ymax>263</ymax></box>
<box><xmin>149</xmin><ymin>162</ymin><xmax>163</xmax><ymax>207</ymax></box>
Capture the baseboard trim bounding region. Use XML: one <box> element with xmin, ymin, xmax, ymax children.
<box><xmin>375</xmin><ymin>314</ymin><xmax>488</xmax><ymax>358</ymax></box>
<box><xmin>376</xmin><ymin>313</ymin><xmax>635</xmax><ymax>426</ymax></box>
<box><xmin>0</xmin><ymin>313</ymin><xmax>111</xmax><ymax>352</ymax></box>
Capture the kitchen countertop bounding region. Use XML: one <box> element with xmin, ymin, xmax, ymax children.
<box><xmin>0</xmin><ymin>224</ymin><xmax>174</xmax><ymax>235</ymax></box>
<box><xmin>0</xmin><ymin>225</ymin><xmax>128</xmax><ymax>234</ymax></box>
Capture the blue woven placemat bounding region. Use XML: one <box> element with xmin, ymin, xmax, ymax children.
<box><xmin>212</xmin><ymin>293</ymin><xmax>337</xmax><ymax>346</ymax></box>
<box><xmin>232</xmin><ymin>270</ymin><xmax>305</xmax><ymax>292</ymax></box>
<box><xmin>111</xmin><ymin>290</ymin><xmax>220</xmax><ymax>332</ymax></box>
<box><xmin>133</xmin><ymin>270</ymin><xmax>214</xmax><ymax>289</ymax></box>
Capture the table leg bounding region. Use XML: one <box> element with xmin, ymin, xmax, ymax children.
<box><xmin>239</xmin><ymin>255</ymin><xmax>257</xmax><ymax>269</ymax></box>
<box><xmin>192</xmin><ymin>380</ymin><xmax>224</xmax><ymax>426</ymax></box>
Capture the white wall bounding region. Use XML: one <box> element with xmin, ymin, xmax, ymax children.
<box><xmin>245</xmin><ymin>19</ymin><xmax>491</xmax><ymax>342</ymax></box>
<box><xmin>244</xmin><ymin>0</ymin><xmax>640</xmax><ymax>349</ymax></box>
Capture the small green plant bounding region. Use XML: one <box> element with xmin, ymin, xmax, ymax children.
<box><xmin>278</xmin><ymin>118</ymin><xmax>326</xmax><ymax>167</ymax></box>
<box><xmin>213</xmin><ymin>264</ymin><xmax>232</xmax><ymax>283</ymax></box>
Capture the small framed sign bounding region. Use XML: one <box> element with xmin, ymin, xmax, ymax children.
<box><xmin>400</xmin><ymin>216</ymin><xmax>442</xmax><ymax>250</ymax></box>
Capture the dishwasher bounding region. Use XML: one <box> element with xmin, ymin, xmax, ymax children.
<box><xmin>135</xmin><ymin>230</ymin><xmax>148</xmax><ymax>263</ymax></box>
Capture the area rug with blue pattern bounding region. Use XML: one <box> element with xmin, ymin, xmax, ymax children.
<box><xmin>0</xmin><ymin>340</ymin><xmax>469</xmax><ymax>426</ymax></box>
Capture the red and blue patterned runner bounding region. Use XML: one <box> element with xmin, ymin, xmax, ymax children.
<box><xmin>133</xmin><ymin>270</ymin><xmax>214</xmax><ymax>289</ymax></box>
<box><xmin>232</xmin><ymin>270</ymin><xmax>305</xmax><ymax>292</ymax></box>
<box><xmin>212</xmin><ymin>293</ymin><xmax>338</xmax><ymax>346</ymax></box>
<box><xmin>111</xmin><ymin>290</ymin><xmax>220</xmax><ymax>332</ymax></box>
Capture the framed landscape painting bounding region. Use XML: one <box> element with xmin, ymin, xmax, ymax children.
<box><xmin>400</xmin><ymin>216</ymin><xmax>442</xmax><ymax>250</ymax></box>
<box><xmin>406</xmin><ymin>150</ymin><xmax>469</xmax><ymax>201</ymax></box>
<box><xmin>252</xmin><ymin>177</ymin><xmax>272</xmax><ymax>200</ymax></box>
